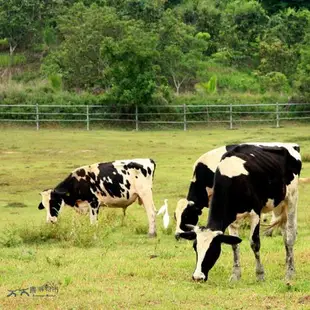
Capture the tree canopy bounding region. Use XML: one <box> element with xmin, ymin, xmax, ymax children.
<box><xmin>1</xmin><ymin>0</ymin><xmax>310</xmax><ymax>104</ymax></box>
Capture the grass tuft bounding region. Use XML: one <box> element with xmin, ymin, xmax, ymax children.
<box><xmin>302</xmin><ymin>153</ymin><xmax>310</xmax><ymax>163</ymax></box>
<box><xmin>134</xmin><ymin>225</ymin><xmax>149</xmax><ymax>235</ymax></box>
<box><xmin>161</xmin><ymin>226</ymin><xmax>173</xmax><ymax>235</ymax></box>
<box><xmin>0</xmin><ymin>211</ymin><xmax>124</xmax><ymax>248</ymax></box>
<box><xmin>0</xmin><ymin>228</ymin><xmax>23</xmax><ymax>247</ymax></box>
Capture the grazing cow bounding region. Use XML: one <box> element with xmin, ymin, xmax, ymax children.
<box><xmin>174</xmin><ymin>142</ymin><xmax>301</xmax><ymax>239</ymax></box>
<box><xmin>179</xmin><ymin>144</ymin><xmax>301</xmax><ymax>282</ymax></box>
<box><xmin>38</xmin><ymin>158</ymin><xmax>157</xmax><ymax>237</ymax></box>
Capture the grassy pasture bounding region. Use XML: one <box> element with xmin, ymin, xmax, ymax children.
<box><xmin>0</xmin><ymin>126</ymin><xmax>310</xmax><ymax>310</ymax></box>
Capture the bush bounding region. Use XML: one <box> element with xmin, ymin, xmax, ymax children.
<box><xmin>173</xmin><ymin>92</ymin><xmax>290</xmax><ymax>106</ymax></box>
<box><xmin>0</xmin><ymin>53</ymin><xmax>27</xmax><ymax>67</ymax></box>
<box><xmin>198</xmin><ymin>61</ymin><xmax>261</xmax><ymax>93</ymax></box>
<box><xmin>49</xmin><ymin>74</ymin><xmax>63</xmax><ymax>91</ymax></box>
<box><xmin>12</xmin><ymin>71</ymin><xmax>43</xmax><ymax>83</ymax></box>
<box><xmin>259</xmin><ymin>72</ymin><xmax>290</xmax><ymax>93</ymax></box>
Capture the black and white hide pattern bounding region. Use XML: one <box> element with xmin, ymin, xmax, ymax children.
<box><xmin>181</xmin><ymin>144</ymin><xmax>301</xmax><ymax>282</ymax></box>
<box><xmin>38</xmin><ymin>158</ymin><xmax>157</xmax><ymax>237</ymax></box>
<box><xmin>175</xmin><ymin>142</ymin><xmax>300</xmax><ymax>238</ymax></box>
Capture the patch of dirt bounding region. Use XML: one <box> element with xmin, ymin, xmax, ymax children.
<box><xmin>298</xmin><ymin>296</ymin><xmax>310</xmax><ymax>304</ymax></box>
<box><xmin>80</xmin><ymin>150</ymin><xmax>94</xmax><ymax>153</ymax></box>
<box><xmin>1</xmin><ymin>151</ymin><xmax>20</xmax><ymax>154</ymax></box>
<box><xmin>4</xmin><ymin>202</ymin><xmax>28</xmax><ymax>208</ymax></box>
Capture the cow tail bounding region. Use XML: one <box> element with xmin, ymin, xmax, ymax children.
<box><xmin>150</xmin><ymin>159</ymin><xmax>156</xmax><ymax>180</ymax></box>
<box><xmin>263</xmin><ymin>202</ymin><xmax>288</xmax><ymax>235</ymax></box>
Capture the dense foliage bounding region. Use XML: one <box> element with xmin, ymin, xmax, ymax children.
<box><xmin>1</xmin><ymin>0</ymin><xmax>310</xmax><ymax>106</ymax></box>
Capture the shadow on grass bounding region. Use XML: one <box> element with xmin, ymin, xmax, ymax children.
<box><xmin>4</xmin><ymin>202</ymin><xmax>28</xmax><ymax>208</ymax></box>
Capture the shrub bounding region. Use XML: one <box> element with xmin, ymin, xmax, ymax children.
<box><xmin>0</xmin><ymin>53</ymin><xmax>27</xmax><ymax>67</ymax></box>
<box><xmin>49</xmin><ymin>74</ymin><xmax>63</xmax><ymax>91</ymax></box>
<box><xmin>259</xmin><ymin>72</ymin><xmax>290</xmax><ymax>93</ymax></box>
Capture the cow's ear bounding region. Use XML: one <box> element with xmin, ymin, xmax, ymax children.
<box><xmin>216</xmin><ymin>235</ymin><xmax>242</xmax><ymax>245</ymax></box>
<box><xmin>38</xmin><ymin>203</ymin><xmax>44</xmax><ymax>210</ymax></box>
<box><xmin>54</xmin><ymin>188</ymin><xmax>68</xmax><ymax>196</ymax></box>
<box><xmin>178</xmin><ymin>231</ymin><xmax>197</xmax><ymax>240</ymax></box>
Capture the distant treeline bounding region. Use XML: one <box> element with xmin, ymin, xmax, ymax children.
<box><xmin>0</xmin><ymin>0</ymin><xmax>310</xmax><ymax>108</ymax></box>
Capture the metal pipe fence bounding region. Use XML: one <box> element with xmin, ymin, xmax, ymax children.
<box><xmin>0</xmin><ymin>103</ymin><xmax>309</xmax><ymax>130</ymax></box>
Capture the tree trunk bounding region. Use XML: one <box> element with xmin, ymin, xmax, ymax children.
<box><xmin>8</xmin><ymin>43</ymin><xmax>17</xmax><ymax>80</ymax></box>
<box><xmin>172</xmin><ymin>72</ymin><xmax>187</xmax><ymax>96</ymax></box>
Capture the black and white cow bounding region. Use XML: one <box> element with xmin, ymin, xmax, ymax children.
<box><xmin>179</xmin><ymin>144</ymin><xmax>301</xmax><ymax>282</ymax></box>
<box><xmin>38</xmin><ymin>158</ymin><xmax>157</xmax><ymax>237</ymax></box>
<box><xmin>174</xmin><ymin>142</ymin><xmax>301</xmax><ymax>239</ymax></box>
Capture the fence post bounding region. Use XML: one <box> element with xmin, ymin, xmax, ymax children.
<box><xmin>229</xmin><ymin>103</ymin><xmax>233</xmax><ymax>129</ymax></box>
<box><xmin>183</xmin><ymin>104</ymin><xmax>187</xmax><ymax>131</ymax></box>
<box><xmin>36</xmin><ymin>103</ymin><xmax>39</xmax><ymax>130</ymax></box>
<box><xmin>86</xmin><ymin>105</ymin><xmax>90</xmax><ymax>131</ymax></box>
<box><xmin>276</xmin><ymin>102</ymin><xmax>279</xmax><ymax>128</ymax></box>
<box><xmin>135</xmin><ymin>105</ymin><xmax>139</xmax><ymax>131</ymax></box>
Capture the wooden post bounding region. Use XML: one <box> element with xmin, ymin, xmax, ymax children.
<box><xmin>276</xmin><ymin>102</ymin><xmax>279</xmax><ymax>128</ymax></box>
<box><xmin>86</xmin><ymin>105</ymin><xmax>90</xmax><ymax>131</ymax></box>
<box><xmin>183</xmin><ymin>104</ymin><xmax>187</xmax><ymax>131</ymax></box>
<box><xmin>230</xmin><ymin>103</ymin><xmax>233</xmax><ymax>129</ymax></box>
<box><xmin>36</xmin><ymin>103</ymin><xmax>39</xmax><ymax>130</ymax></box>
<box><xmin>135</xmin><ymin>105</ymin><xmax>139</xmax><ymax>131</ymax></box>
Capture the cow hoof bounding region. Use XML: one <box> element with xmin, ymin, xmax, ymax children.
<box><xmin>256</xmin><ymin>273</ymin><xmax>265</xmax><ymax>281</ymax></box>
<box><xmin>229</xmin><ymin>272</ymin><xmax>241</xmax><ymax>282</ymax></box>
<box><xmin>148</xmin><ymin>232</ymin><xmax>157</xmax><ymax>238</ymax></box>
<box><xmin>285</xmin><ymin>269</ymin><xmax>295</xmax><ymax>281</ymax></box>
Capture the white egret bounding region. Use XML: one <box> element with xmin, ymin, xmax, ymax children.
<box><xmin>157</xmin><ymin>199</ymin><xmax>170</xmax><ymax>229</ymax></box>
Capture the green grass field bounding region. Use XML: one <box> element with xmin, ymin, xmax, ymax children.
<box><xmin>1</xmin><ymin>126</ymin><xmax>310</xmax><ymax>310</ymax></box>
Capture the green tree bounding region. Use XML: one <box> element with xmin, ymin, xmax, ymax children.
<box><xmin>260</xmin><ymin>71</ymin><xmax>289</xmax><ymax>94</ymax></box>
<box><xmin>260</xmin><ymin>0</ymin><xmax>310</xmax><ymax>14</ymax></box>
<box><xmin>219</xmin><ymin>0</ymin><xmax>268</xmax><ymax>66</ymax></box>
<box><xmin>177</xmin><ymin>0</ymin><xmax>221</xmax><ymax>55</ymax></box>
<box><xmin>0</xmin><ymin>0</ymin><xmax>40</xmax><ymax>66</ymax></box>
<box><xmin>116</xmin><ymin>0</ymin><xmax>166</xmax><ymax>24</ymax></box>
<box><xmin>258</xmin><ymin>9</ymin><xmax>310</xmax><ymax>82</ymax></box>
<box><xmin>265</xmin><ymin>8</ymin><xmax>310</xmax><ymax>47</ymax></box>
<box><xmin>100</xmin><ymin>20</ymin><xmax>163</xmax><ymax>106</ymax></box>
<box><xmin>294</xmin><ymin>43</ymin><xmax>310</xmax><ymax>99</ymax></box>
<box><xmin>42</xmin><ymin>3</ymin><xmax>168</xmax><ymax>106</ymax></box>
<box><xmin>157</xmin><ymin>10</ymin><xmax>209</xmax><ymax>95</ymax></box>
<box><xmin>258</xmin><ymin>40</ymin><xmax>297</xmax><ymax>78</ymax></box>
<box><xmin>42</xmin><ymin>3</ymin><xmax>123</xmax><ymax>90</ymax></box>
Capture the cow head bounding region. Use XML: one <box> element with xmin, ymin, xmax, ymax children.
<box><xmin>182</xmin><ymin>225</ymin><xmax>242</xmax><ymax>281</ymax></box>
<box><xmin>38</xmin><ymin>189</ymin><xmax>66</xmax><ymax>223</ymax></box>
<box><xmin>174</xmin><ymin>199</ymin><xmax>202</xmax><ymax>240</ymax></box>
<box><xmin>175</xmin><ymin>174</ymin><xmax>214</xmax><ymax>240</ymax></box>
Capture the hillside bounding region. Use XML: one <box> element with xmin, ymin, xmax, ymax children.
<box><xmin>1</xmin><ymin>0</ymin><xmax>310</xmax><ymax>107</ymax></box>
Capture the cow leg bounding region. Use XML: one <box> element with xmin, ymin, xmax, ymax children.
<box><xmin>139</xmin><ymin>192</ymin><xmax>156</xmax><ymax>238</ymax></box>
<box><xmin>283</xmin><ymin>188</ymin><xmax>298</xmax><ymax>281</ymax></box>
<box><xmin>250</xmin><ymin>211</ymin><xmax>265</xmax><ymax>281</ymax></box>
<box><xmin>228</xmin><ymin>221</ymin><xmax>241</xmax><ymax>281</ymax></box>
<box><xmin>123</xmin><ymin>207</ymin><xmax>127</xmax><ymax>217</ymax></box>
<box><xmin>89</xmin><ymin>199</ymin><xmax>100</xmax><ymax>225</ymax></box>
<box><xmin>121</xmin><ymin>207</ymin><xmax>127</xmax><ymax>226</ymax></box>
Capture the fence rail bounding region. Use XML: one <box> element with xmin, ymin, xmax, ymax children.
<box><xmin>0</xmin><ymin>103</ymin><xmax>309</xmax><ymax>130</ymax></box>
